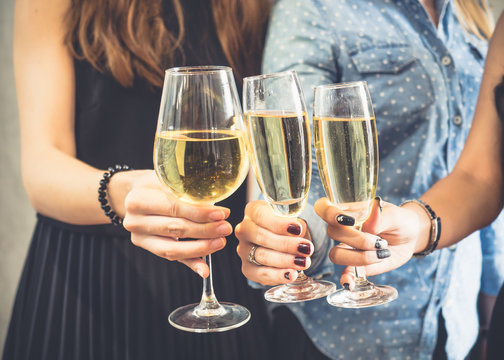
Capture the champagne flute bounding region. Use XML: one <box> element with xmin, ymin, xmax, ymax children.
<box><xmin>243</xmin><ymin>70</ymin><xmax>336</xmax><ymax>303</ymax></box>
<box><xmin>154</xmin><ymin>66</ymin><xmax>250</xmax><ymax>332</ymax></box>
<box><xmin>313</xmin><ymin>81</ymin><xmax>398</xmax><ymax>308</ymax></box>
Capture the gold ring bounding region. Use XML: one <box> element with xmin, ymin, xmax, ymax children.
<box><xmin>248</xmin><ymin>244</ymin><xmax>261</xmax><ymax>266</ymax></box>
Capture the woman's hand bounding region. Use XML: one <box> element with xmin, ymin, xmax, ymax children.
<box><xmin>314</xmin><ymin>197</ymin><xmax>426</xmax><ymax>287</ymax></box>
<box><xmin>234</xmin><ymin>200</ymin><xmax>314</xmax><ymax>286</ymax></box>
<box><xmin>118</xmin><ymin>170</ymin><xmax>234</xmax><ymax>278</ymax></box>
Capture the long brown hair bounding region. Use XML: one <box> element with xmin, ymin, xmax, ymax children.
<box><xmin>454</xmin><ymin>0</ymin><xmax>494</xmax><ymax>40</ymax></box>
<box><xmin>65</xmin><ymin>0</ymin><xmax>271</xmax><ymax>88</ymax></box>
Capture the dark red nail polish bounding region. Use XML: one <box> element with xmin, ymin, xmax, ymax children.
<box><xmin>297</xmin><ymin>243</ymin><xmax>311</xmax><ymax>255</ymax></box>
<box><xmin>343</xmin><ymin>283</ymin><xmax>350</xmax><ymax>290</ymax></box>
<box><xmin>294</xmin><ymin>256</ymin><xmax>306</xmax><ymax>267</ymax></box>
<box><xmin>287</xmin><ymin>224</ymin><xmax>301</xmax><ymax>235</ymax></box>
<box><xmin>284</xmin><ymin>272</ymin><xmax>291</xmax><ymax>280</ymax></box>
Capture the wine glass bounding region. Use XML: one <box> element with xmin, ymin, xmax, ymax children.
<box><xmin>154</xmin><ymin>66</ymin><xmax>250</xmax><ymax>332</ymax></box>
<box><xmin>313</xmin><ymin>81</ymin><xmax>398</xmax><ymax>308</ymax></box>
<box><xmin>243</xmin><ymin>70</ymin><xmax>336</xmax><ymax>303</ymax></box>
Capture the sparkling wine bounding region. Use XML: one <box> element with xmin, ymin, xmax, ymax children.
<box><xmin>154</xmin><ymin>129</ymin><xmax>249</xmax><ymax>204</ymax></box>
<box><xmin>246</xmin><ymin>111</ymin><xmax>311</xmax><ymax>216</ymax></box>
<box><xmin>314</xmin><ymin>116</ymin><xmax>378</xmax><ymax>223</ymax></box>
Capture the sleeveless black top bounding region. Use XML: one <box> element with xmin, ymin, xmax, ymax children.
<box><xmin>2</xmin><ymin>2</ymin><xmax>271</xmax><ymax>359</ymax></box>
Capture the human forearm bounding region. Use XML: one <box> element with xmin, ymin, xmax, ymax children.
<box><xmin>420</xmin><ymin>169</ymin><xmax>504</xmax><ymax>251</ymax></box>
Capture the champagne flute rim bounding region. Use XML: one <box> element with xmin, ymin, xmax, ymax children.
<box><xmin>243</xmin><ymin>69</ymin><xmax>297</xmax><ymax>82</ymax></box>
<box><xmin>165</xmin><ymin>65</ymin><xmax>232</xmax><ymax>75</ymax></box>
<box><xmin>315</xmin><ymin>80</ymin><xmax>368</xmax><ymax>90</ymax></box>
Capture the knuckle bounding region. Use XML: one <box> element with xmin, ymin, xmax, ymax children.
<box><xmin>162</xmin><ymin>249</ymin><xmax>176</xmax><ymax>261</ymax></box>
<box><xmin>165</xmin><ymin>222</ymin><xmax>185</xmax><ymax>238</ymax></box>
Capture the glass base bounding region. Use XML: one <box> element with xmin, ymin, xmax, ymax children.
<box><xmin>264</xmin><ymin>276</ymin><xmax>336</xmax><ymax>303</ymax></box>
<box><xmin>168</xmin><ymin>302</ymin><xmax>250</xmax><ymax>333</ymax></box>
<box><xmin>326</xmin><ymin>281</ymin><xmax>398</xmax><ymax>308</ymax></box>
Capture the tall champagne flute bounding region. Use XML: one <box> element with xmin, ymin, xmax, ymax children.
<box><xmin>313</xmin><ymin>81</ymin><xmax>398</xmax><ymax>308</ymax></box>
<box><xmin>243</xmin><ymin>70</ymin><xmax>336</xmax><ymax>303</ymax></box>
<box><xmin>154</xmin><ymin>66</ymin><xmax>250</xmax><ymax>332</ymax></box>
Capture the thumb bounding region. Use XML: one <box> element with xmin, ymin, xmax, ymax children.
<box><xmin>361</xmin><ymin>196</ymin><xmax>382</xmax><ymax>234</ymax></box>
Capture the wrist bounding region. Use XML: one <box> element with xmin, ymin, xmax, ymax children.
<box><xmin>99</xmin><ymin>165</ymin><xmax>134</xmax><ymax>224</ymax></box>
<box><xmin>400</xmin><ymin>201</ymin><xmax>433</xmax><ymax>254</ymax></box>
<box><xmin>401</xmin><ymin>199</ymin><xmax>441</xmax><ymax>257</ymax></box>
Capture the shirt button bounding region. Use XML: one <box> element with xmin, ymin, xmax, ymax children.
<box><xmin>453</xmin><ymin>115</ymin><xmax>462</xmax><ymax>125</ymax></box>
<box><xmin>441</xmin><ymin>56</ymin><xmax>452</xmax><ymax>66</ymax></box>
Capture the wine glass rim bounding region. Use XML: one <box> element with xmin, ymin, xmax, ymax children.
<box><xmin>243</xmin><ymin>70</ymin><xmax>297</xmax><ymax>82</ymax></box>
<box><xmin>315</xmin><ymin>80</ymin><xmax>367</xmax><ymax>90</ymax></box>
<box><xmin>165</xmin><ymin>65</ymin><xmax>232</xmax><ymax>75</ymax></box>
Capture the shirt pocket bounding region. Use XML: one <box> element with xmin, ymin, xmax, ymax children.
<box><xmin>348</xmin><ymin>44</ymin><xmax>435</xmax><ymax>118</ymax></box>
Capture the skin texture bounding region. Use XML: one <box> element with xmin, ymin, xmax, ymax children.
<box><xmin>235</xmin><ymin>10</ymin><xmax>504</xmax><ymax>289</ymax></box>
<box><xmin>14</xmin><ymin>0</ymin><xmax>236</xmax><ymax>278</ymax></box>
<box><xmin>316</xmin><ymin>12</ymin><xmax>504</xmax><ymax>284</ymax></box>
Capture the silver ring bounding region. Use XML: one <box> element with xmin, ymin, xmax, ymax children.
<box><xmin>248</xmin><ymin>245</ymin><xmax>261</xmax><ymax>266</ymax></box>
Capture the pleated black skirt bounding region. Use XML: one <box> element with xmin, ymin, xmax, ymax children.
<box><xmin>3</xmin><ymin>214</ymin><xmax>271</xmax><ymax>360</ymax></box>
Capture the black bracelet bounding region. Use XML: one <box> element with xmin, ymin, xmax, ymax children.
<box><xmin>400</xmin><ymin>199</ymin><xmax>442</xmax><ymax>257</ymax></box>
<box><xmin>98</xmin><ymin>164</ymin><xmax>132</xmax><ymax>226</ymax></box>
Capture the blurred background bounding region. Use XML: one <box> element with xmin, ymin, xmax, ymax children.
<box><xmin>1</xmin><ymin>0</ymin><xmax>503</xmax><ymax>355</ymax></box>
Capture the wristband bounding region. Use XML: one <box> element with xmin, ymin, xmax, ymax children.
<box><xmin>400</xmin><ymin>199</ymin><xmax>441</xmax><ymax>257</ymax></box>
<box><xmin>98</xmin><ymin>164</ymin><xmax>132</xmax><ymax>226</ymax></box>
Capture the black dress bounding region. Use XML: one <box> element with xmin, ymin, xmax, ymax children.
<box><xmin>2</xmin><ymin>3</ymin><xmax>271</xmax><ymax>359</ymax></box>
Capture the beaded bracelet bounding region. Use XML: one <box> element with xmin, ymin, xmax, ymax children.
<box><xmin>400</xmin><ymin>199</ymin><xmax>442</xmax><ymax>257</ymax></box>
<box><xmin>98</xmin><ymin>164</ymin><xmax>132</xmax><ymax>226</ymax></box>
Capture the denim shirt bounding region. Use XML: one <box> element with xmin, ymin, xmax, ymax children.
<box><xmin>260</xmin><ymin>0</ymin><xmax>504</xmax><ymax>359</ymax></box>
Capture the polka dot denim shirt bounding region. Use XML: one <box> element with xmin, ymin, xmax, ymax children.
<box><xmin>259</xmin><ymin>0</ymin><xmax>504</xmax><ymax>359</ymax></box>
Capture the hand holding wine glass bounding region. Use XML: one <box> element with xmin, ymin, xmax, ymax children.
<box><xmin>242</xmin><ymin>70</ymin><xmax>336</xmax><ymax>303</ymax></box>
<box><xmin>153</xmin><ymin>66</ymin><xmax>250</xmax><ymax>332</ymax></box>
<box><xmin>313</xmin><ymin>81</ymin><xmax>398</xmax><ymax>308</ymax></box>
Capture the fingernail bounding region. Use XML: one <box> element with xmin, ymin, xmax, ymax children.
<box><xmin>216</xmin><ymin>223</ymin><xmax>231</xmax><ymax>235</ymax></box>
<box><xmin>336</xmin><ymin>214</ymin><xmax>355</xmax><ymax>226</ymax></box>
<box><xmin>197</xmin><ymin>268</ymin><xmax>205</xmax><ymax>278</ymax></box>
<box><xmin>294</xmin><ymin>256</ymin><xmax>306</xmax><ymax>267</ymax></box>
<box><xmin>210</xmin><ymin>238</ymin><xmax>224</xmax><ymax>249</ymax></box>
<box><xmin>209</xmin><ymin>210</ymin><xmax>226</xmax><ymax>221</ymax></box>
<box><xmin>375</xmin><ymin>196</ymin><xmax>383</xmax><ymax>213</ymax></box>
<box><xmin>284</xmin><ymin>272</ymin><xmax>291</xmax><ymax>280</ymax></box>
<box><xmin>287</xmin><ymin>224</ymin><xmax>301</xmax><ymax>235</ymax></box>
<box><xmin>343</xmin><ymin>283</ymin><xmax>350</xmax><ymax>290</ymax></box>
<box><xmin>297</xmin><ymin>243</ymin><xmax>311</xmax><ymax>255</ymax></box>
<box><xmin>377</xmin><ymin>249</ymin><xmax>391</xmax><ymax>259</ymax></box>
<box><xmin>375</xmin><ymin>238</ymin><xmax>388</xmax><ymax>249</ymax></box>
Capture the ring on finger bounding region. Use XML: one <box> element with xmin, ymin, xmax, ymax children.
<box><xmin>248</xmin><ymin>244</ymin><xmax>262</xmax><ymax>266</ymax></box>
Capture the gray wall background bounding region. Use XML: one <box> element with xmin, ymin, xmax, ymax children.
<box><xmin>1</xmin><ymin>0</ymin><xmax>503</xmax><ymax>354</ymax></box>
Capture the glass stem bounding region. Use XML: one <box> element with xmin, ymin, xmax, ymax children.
<box><xmin>353</xmin><ymin>225</ymin><xmax>372</xmax><ymax>289</ymax></box>
<box><xmin>195</xmin><ymin>254</ymin><xmax>225</xmax><ymax>316</ymax></box>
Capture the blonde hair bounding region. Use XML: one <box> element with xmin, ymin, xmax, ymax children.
<box><xmin>454</xmin><ymin>0</ymin><xmax>494</xmax><ymax>40</ymax></box>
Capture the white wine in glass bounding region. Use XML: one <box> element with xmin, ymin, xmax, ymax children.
<box><xmin>243</xmin><ymin>70</ymin><xmax>336</xmax><ymax>303</ymax></box>
<box><xmin>313</xmin><ymin>81</ymin><xmax>398</xmax><ymax>308</ymax></box>
<box><xmin>154</xmin><ymin>66</ymin><xmax>250</xmax><ymax>332</ymax></box>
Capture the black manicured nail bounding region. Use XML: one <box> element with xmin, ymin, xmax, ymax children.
<box><xmin>375</xmin><ymin>238</ymin><xmax>388</xmax><ymax>249</ymax></box>
<box><xmin>375</xmin><ymin>196</ymin><xmax>383</xmax><ymax>213</ymax></box>
<box><xmin>336</xmin><ymin>214</ymin><xmax>355</xmax><ymax>226</ymax></box>
<box><xmin>343</xmin><ymin>283</ymin><xmax>350</xmax><ymax>290</ymax></box>
<box><xmin>377</xmin><ymin>249</ymin><xmax>391</xmax><ymax>259</ymax></box>
<box><xmin>284</xmin><ymin>272</ymin><xmax>291</xmax><ymax>280</ymax></box>
<box><xmin>294</xmin><ymin>256</ymin><xmax>306</xmax><ymax>267</ymax></box>
<box><xmin>287</xmin><ymin>224</ymin><xmax>302</xmax><ymax>235</ymax></box>
<box><xmin>298</xmin><ymin>243</ymin><xmax>311</xmax><ymax>255</ymax></box>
